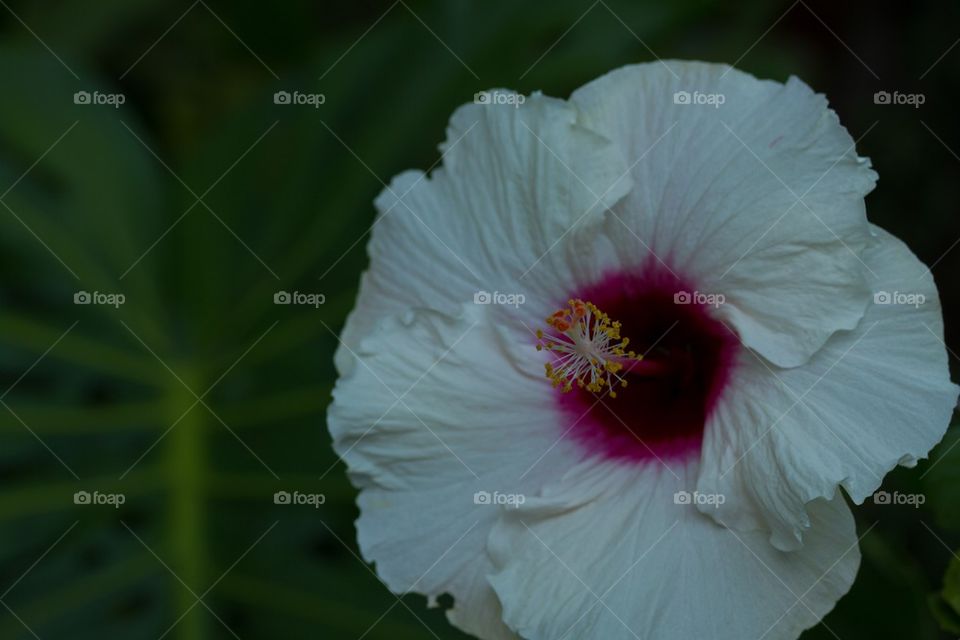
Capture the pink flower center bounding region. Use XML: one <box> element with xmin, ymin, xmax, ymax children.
<box><xmin>547</xmin><ymin>265</ymin><xmax>740</xmax><ymax>464</ymax></box>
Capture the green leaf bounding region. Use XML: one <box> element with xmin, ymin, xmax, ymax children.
<box><xmin>922</xmin><ymin>426</ymin><xmax>960</xmax><ymax>531</ymax></box>
<box><xmin>930</xmin><ymin>554</ymin><xmax>960</xmax><ymax>634</ymax></box>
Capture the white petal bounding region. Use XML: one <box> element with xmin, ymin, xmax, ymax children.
<box><xmin>328</xmin><ymin>304</ymin><xmax>582</xmax><ymax>639</ymax></box>
<box><xmin>570</xmin><ymin>61</ymin><xmax>877</xmax><ymax>368</ymax></box>
<box><xmin>487</xmin><ymin>461</ymin><xmax>859</xmax><ymax>640</ymax></box>
<box><xmin>336</xmin><ymin>91</ymin><xmax>632</xmax><ymax>375</ymax></box>
<box><xmin>698</xmin><ymin>226</ymin><xmax>959</xmax><ymax>550</ymax></box>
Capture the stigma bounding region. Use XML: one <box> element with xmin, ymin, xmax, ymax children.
<box><xmin>536</xmin><ymin>299</ymin><xmax>640</xmax><ymax>398</ymax></box>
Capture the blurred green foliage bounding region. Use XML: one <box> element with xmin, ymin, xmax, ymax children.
<box><xmin>930</xmin><ymin>554</ymin><xmax>960</xmax><ymax>633</ymax></box>
<box><xmin>0</xmin><ymin>0</ymin><xmax>957</xmax><ymax>638</ymax></box>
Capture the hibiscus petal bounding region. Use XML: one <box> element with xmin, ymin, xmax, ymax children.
<box><xmin>698</xmin><ymin>226</ymin><xmax>959</xmax><ymax>550</ymax></box>
<box><xmin>488</xmin><ymin>461</ymin><xmax>859</xmax><ymax>640</ymax></box>
<box><xmin>570</xmin><ymin>60</ymin><xmax>877</xmax><ymax>368</ymax></box>
<box><xmin>329</xmin><ymin>304</ymin><xmax>582</xmax><ymax>639</ymax></box>
<box><xmin>336</xmin><ymin>91</ymin><xmax>632</xmax><ymax>375</ymax></box>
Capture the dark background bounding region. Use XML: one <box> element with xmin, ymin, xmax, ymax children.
<box><xmin>0</xmin><ymin>0</ymin><xmax>958</xmax><ymax>638</ymax></box>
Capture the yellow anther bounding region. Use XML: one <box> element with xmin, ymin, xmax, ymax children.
<box><xmin>536</xmin><ymin>299</ymin><xmax>641</xmax><ymax>397</ymax></box>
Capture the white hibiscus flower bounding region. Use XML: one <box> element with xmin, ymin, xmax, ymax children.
<box><xmin>327</xmin><ymin>61</ymin><xmax>958</xmax><ymax>640</ymax></box>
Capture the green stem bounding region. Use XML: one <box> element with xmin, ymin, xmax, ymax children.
<box><xmin>166</xmin><ymin>366</ymin><xmax>206</xmax><ymax>640</ymax></box>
